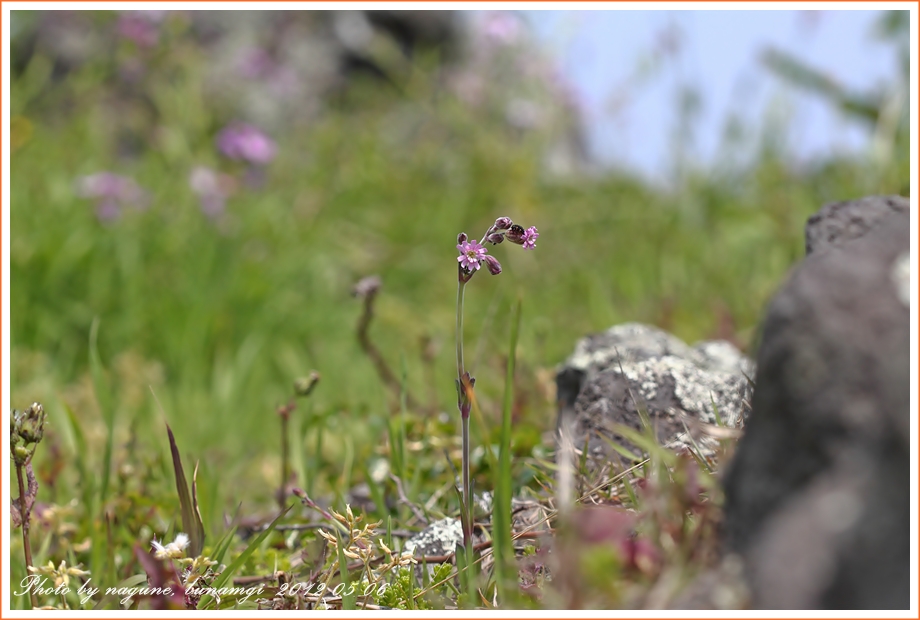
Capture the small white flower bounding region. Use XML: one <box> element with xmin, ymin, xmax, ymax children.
<box><xmin>152</xmin><ymin>533</ymin><xmax>190</xmax><ymax>559</ymax></box>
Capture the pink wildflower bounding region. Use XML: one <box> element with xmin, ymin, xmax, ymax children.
<box><xmin>457</xmin><ymin>239</ymin><xmax>488</xmax><ymax>271</ymax></box>
<box><xmin>522</xmin><ymin>226</ymin><xmax>539</xmax><ymax>250</ymax></box>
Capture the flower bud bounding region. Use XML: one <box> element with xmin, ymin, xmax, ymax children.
<box><xmin>457</xmin><ymin>232</ymin><xmax>468</xmax><ymax>245</ymax></box>
<box><xmin>456</xmin><ymin>372</ymin><xmax>476</xmax><ymax>419</ymax></box>
<box><xmin>483</xmin><ymin>255</ymin><xmax>502</xmax><ymax>275</ymax></box>
<box><xmin>505</xmin><ymin>224</ymin><xmax>526</xmax><ymax>245</ymax></box>
<box><xmin>13</xmin><ymin>445</ymin><xmax>31</xmax><ymax>467</ymax></box>
<box><xmin>487</xmin><ymin>233</ymin><xmax>504</xmax><ymax>245</ymax></box>
<box><xmin>294</xmin><ymin>371</ymin><xmax>321</xmax><ymax>397</ymax></box>
<box><xmin>352</xmin><ymin>275</ymin><xmax>382</xmax><ymax>298</ymax></box>
<box><xmin>18</xmin><ymin>403</ymin><xmax>46</xmax><ymax>445</ymax></box>
<box><xmin>492</xmin><ymin>217</ymin><xmax>513</xmax><ymax>231</ymax></box>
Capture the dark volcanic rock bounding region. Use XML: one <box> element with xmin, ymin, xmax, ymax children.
<box><xmin>556</xmin><ymin>323</ymin><xmax>753</xmax><ymax>465</ymax></box>
<box><xmin>723</xmin><ymin>196</ymin><xmax>910</xmax><ymax>609</ymax></box>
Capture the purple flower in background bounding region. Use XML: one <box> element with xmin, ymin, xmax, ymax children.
<box><xmin>480</xmin><ymin>11</ymin><xmax>522</xmax><ymax>46</ymax></box>
<box><xmin>236</xmin><ymin>48</ymin><xmax>302</xmax><ymax>100</ymax></box>
<box><xmin>189</xmin><ymin>166</ymin><xmax>236</xmax><ymax>218</ymax></box>
<box><xmin>237</xmin><ymin>48</ymin><xmax>276</xmax><ymax>80</ymax></box>
<box><xmin>116</xmin><ymin>11</ymin><xmax>167</xmax><ymax>48</ymax></box>
<box><xmin>457</xmin><ymin>239</ymin><xmax>487</xmax><ymax>271</ymax></box>
<box><xmin>76</xmin><ymin>172</ymin><xmax>148</xmax><ymax>222</ymax></box>
<box><xmin>216</xmin><ymin>123</ymin><xmax>276</xmax><ymax>166</ymax></box>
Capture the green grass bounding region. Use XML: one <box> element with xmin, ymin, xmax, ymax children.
<box><xmin>8</xmin><ymin>13</ymin><xmax>908</xmax><ymax>610</ymax></box>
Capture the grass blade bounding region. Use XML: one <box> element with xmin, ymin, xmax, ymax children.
<box><xmin>211</xmin><ymin>525</ymin><xmax>239</xmax><ymax>567</ymax></box>
<box><xmin>60</xmin><ymin>401</ymin><xmax>95</xmax><ymax>516</ymax></box>
<box><xmin>599</xmin><ymin>434</ymin><xmax>644</xmax><ymax>465</ymax></box>
<box><xmin>335</xmin><ymin>530</ymin><xmax>356</xmax><ymax>610</ymax></box>
<box><xmin>199</xmin><ymin>504</ymin><xmax>292</xmax><ymax>609</ymax></box>
<box><xmin>89</xmin><ymin>317</ymin><xmax>115</xmax><ymax>505</ymax></box>
<box><xmin>166</xmin><ymin>424</ymin><xmax>205</xmax><ymax>557</ymax></box>
<box><xmin>492</xmin><ymin>297</ymin><xmax>520</xmax><ymax>606</ymax></box>
<box><xmin>610</xmin><ymin>424</ymin><xmax>676</xmax><ymax>468</ymax></box>
<box><xmin>192</xmin><ymin>461</ymin><xmax>206</xmax><ymax>539</ymax></box>
<box><xmin>210</xmin><ymin>503</ymin><xmax>242</xmax><ymax>566</ymax></box>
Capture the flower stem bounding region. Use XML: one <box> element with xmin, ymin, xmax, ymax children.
<box><xmin>456</xmin><ymin>281</ymin><xmax>466</xmax><ymax>375</ymax></box>
<box><xmin>456</xmin><ymin>280</ymin><xmax>473</xmax><ymax>548</ymax></box>
<box><xmin>461</xmin><ymin>416</ymin><xmax>471</xmax><ymax>542</ymax></box>
<box><xmin>16</xmin><ymin>464</ymin><xmax>37</xmax><ymax>608</ymax></box>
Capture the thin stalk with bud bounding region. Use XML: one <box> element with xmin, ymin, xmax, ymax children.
<box><xmin>11</xmin><ymin>402</ymin><xmax>47</xmax><ymax>609</ymax></box>
<box><xmin>454</xmin><ymin>217</ymin><xmax>538</xmax><ymax>552</ymax></box>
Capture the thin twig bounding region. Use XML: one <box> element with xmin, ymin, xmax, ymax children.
<box><xmin>576</xmin><ymin>458</ymin><xmax>650</xmax><ymax>502</ymax></box>
<box><xmin>389</xmin><ymin>473</ymin><xmax>428</xmax><ymax>526</ymax></box>
<box><xmin>274</xmin><ymin>523</ymin><xmax>332</xmax><ymax>532</ymax></box>
<box><xmin>353</xmin><ymin>276</ymin><xmax>422</xmax><ymax>412</ymax></box>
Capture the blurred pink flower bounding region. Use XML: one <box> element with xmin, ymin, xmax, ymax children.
<box><xmin>480</xmin><ymin>11</ymin><xmax>523</xmax><ymax>46</ymax></box>
<box><xmin>116</xmin><ymin>11</ymin><xmax>167</xmax><ymax>48</ymax></box>
<box><xmin>189</xmin><ymin>166</ymin><xmax>236</xmax><ymax>218</ymax></box>
<box><xmin>237</xmin><ymin>48</ymin><xmax>276</xmax><ymax>79</ymax></box>
<box><xmin>237</xmin><ymin>48</ymin><xmax>301</xmax><ymax>101</ymax></box>
<box><xmin>216</xmin><ymin>123</ymin><xmax>276</xmax><ymax>166</ymax></box>
<box><xmin>76</xmin><ymin>172</ymin><xmax>148</xmax><ymax>222</ymax></box>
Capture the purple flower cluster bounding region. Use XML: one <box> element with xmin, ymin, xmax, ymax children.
<box><xmin>216</xmin><ymin>122</ymin><xmax>276</xmax><ymax>166</ymax></box>
<box><xmin>236</xmin><ymin>47</ymin><xmax>301</xmax><ymax>99</ymax></box>
<box><xmin>116</xmin><ymin>11</ymin><xmax>167</xmax><ymax>49</ymax></box>
<box><xmin>189</xmin><ymin>166</ymin><xmax>237</xmax><ymax>218</ymax></box>
<box><xmin>77</xmin><ymin>128</ymin><xmax>274</xmax><ymax>223</ymax></box>
<box><xmin>76</xmin><ymin>172</ymin><xmax>148</xmax><ymax>222</ymax></box>
<box><xmin>456</xmin><ymin>216</ymin><xmax>538</xmax><ymax>282</ymax></box>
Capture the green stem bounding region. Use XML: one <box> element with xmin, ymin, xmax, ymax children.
<box><xmin>16</xmin><ymin>464</ymin><xmax>37</xmax><ymax>609</ymax></box>
<box><xmin>456</xmin><ymin>280</ymin><xmax>472</xmax><ymax>547</ymax></box>
<box><xmin>461</xmin><ymin>416</ymin><xmax>471</xmax><ymax>542</ymax></box>
<box><xmin>456</xmin><ymin>281</ymin><xmax>466</xmax><ymax>376</ymax></box>
<box><xmin>280</xmin><ymin>413</ymin><xmax>289</xmax><ymax>510</ymax></box>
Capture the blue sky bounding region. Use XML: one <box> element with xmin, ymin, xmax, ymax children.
<box><xmin>522</xmin><ymin>10</ymin><xmax>900</xmax><ymax>182</ymax></box>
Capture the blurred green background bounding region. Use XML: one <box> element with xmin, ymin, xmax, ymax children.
<box><xmin>10</xmin><ymin>10</ymin><xmax>909</xmax><ymax>523</ymax></box>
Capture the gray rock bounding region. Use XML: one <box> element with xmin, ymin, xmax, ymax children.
<box><xmin>403</xmin><ymin>517</ymin><xmax>463</xmax><ymax>559</ymax></box>
<box><xmin>667</xmin><ymin>555</ymin><xmax>750</xmax><ymax>610</ymax></box>
<box><xmin>556</xmin><ymin>323</ymin><xmax>752</xmax><ymax>464</ymax></box>
<box><xmin>402</xmin><ymin>517</ymin><xmax>463</xmax><ymax>582</ymax></box>
<box><xmin>805</xmin><ymin>194</ymin><xmax>909</xmax><ymax>255</ymax></box>
<box><xmin>722</xmin><ymin>196</ymin><xmax>910</xmax><ymax>609</ymax></box>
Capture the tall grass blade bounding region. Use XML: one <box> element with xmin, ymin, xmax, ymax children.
<box><xmin>710</xmin><ymin>393</ymin><xmax>724</xmax><ymax>427</ymax></box>
<box><xmin>199</xmin><ymin>505</ymin><xmax>292</xmax><ymax>608</ymax></box>
<box><xmin>599</xmin><ymin>435</ymin><xmax>644</xmax><ymax>465</ymax></box>
<box><xmin>166</xmin><ymin>424</ymin><xmax>205</xmax><ymax>557</ymax></box>
<box><xmin>192</xmin><ymin>461</ymin><xmax>206</xmax><ymax>538</ymax></box>
<box><xmin>89</xmin><ymin>317</ymin><xmax>115</xmax><ymax>505</ymax></box>
<box><xmin>492</xmin><ymin>297</ymin><xmax>520</xmax><ymax>606</ymax></box>
<box><xmin>61</xmin><ymin>401</ymin><xmax>95</xmax><ymax>517</ymax></box>
<box><xmin>335</xmin><ymin>530</ymin><xmax>356</xmax><ymax>610</ymax></box>
<box><xmin>610</xmin><ymin>424</ymin><xmax>676</xmax><ymax>468</ymax></box>
<box><xmin>211</xmin><ymin>524</ymin><xmax>239</xmax><ymax>566</ymax></box>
